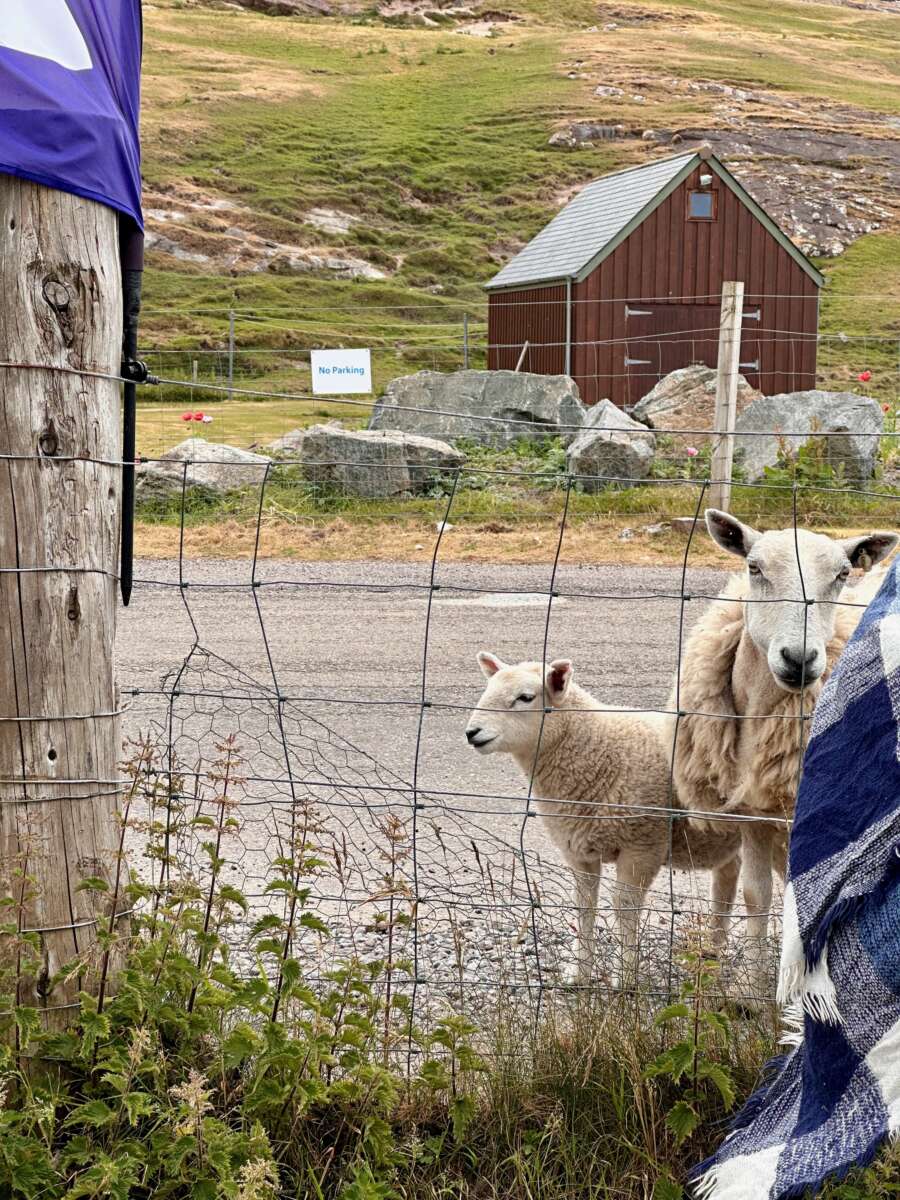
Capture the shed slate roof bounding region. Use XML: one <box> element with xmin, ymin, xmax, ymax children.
<box><xmin>485</xmin><ymin>150</ymin><xmax>824</xmax><ymax>291</ymax></box>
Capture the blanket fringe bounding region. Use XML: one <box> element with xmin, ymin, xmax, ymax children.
<box><xmin>779</xmin><ymin>1002</ymin><xmax>805</xmax><ymax>1048</ymax></box>
<box><xmin>797</xmin><ymin>953</ymin><xmax>842</xmax><ymax>1024</ymax></box>
<box><xmin>691</xmin><ymin>1166</ymin><xmax>718</xmax><ymax>1199</ymax></box>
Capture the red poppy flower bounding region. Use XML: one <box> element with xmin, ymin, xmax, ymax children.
<box><xmin>858</xmin><ymin>370</ymin><xmax>872</xmax><ymax>383</ymax></box>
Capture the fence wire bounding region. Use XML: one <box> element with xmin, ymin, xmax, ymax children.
<box><xmin>113</xmin><ymin>436</ymin><xmax>898</xmax><ymax>1036</ymax></box>
<box><xmin>1</xmin><ymin>353</ymin><xmax>898</xmax><ymax>1047</ymax></box>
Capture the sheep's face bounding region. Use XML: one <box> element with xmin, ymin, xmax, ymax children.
<box><xmin>706</xmin><ymin>509</ymin><xmax>897</xmax><ymax>692</ymax></box>
<box><xmin>465</xmin><ymin>654</ymin><xmax>572</xmax><ymax>757</ymax></box>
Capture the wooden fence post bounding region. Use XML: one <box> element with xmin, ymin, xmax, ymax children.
<box><xmin>0</xmin><ymin>178</ymin><xmax>123</xmax><ymax>1028</ymax></box>
<box><xmin>709</xmin><ymin>281</ymin><xmax>745</xmax><ymax>512</ymax></box>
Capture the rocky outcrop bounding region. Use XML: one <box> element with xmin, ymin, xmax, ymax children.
<box><xmin>370</xmin><ymin>370</ymin><xmax>586</xmax><ymax>446</ymax></box>
<box><xmin>548</xmin><ymin>122</ymin><xmax>628</xmax><ymax>148</ymax></box>
<box><xmin>230</xmin><ymin>0</ymin><xmax>332</xmax><ymax>14</ymax></box>
<box><xmin>137</xmin><ymin>438</ymin><xmax>271</xmax><ymax>499</ymax></box>
<box><xmin>566</xmin><ymin>399</ymin><xmax>655</xmax><ymax>490</ymax></box>
<box><xmin>299</xmin><ymin>425</ymin><xmax>464</xmax><ymax>498</ymax></box>
<box><xmin>733</xmin><ymin>391</ymin><xmax>884</xmax><ymax>482</ymax></box>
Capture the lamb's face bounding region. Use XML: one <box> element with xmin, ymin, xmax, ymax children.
<box><xmin>465</xmin><ymin>654</ymin><xmax>572</xmax><ymax>756</ymax></box>
<box><xmin>706</xmin><ymin>509</ymin><xmax>897</xmax><ymax>692</ymax></box>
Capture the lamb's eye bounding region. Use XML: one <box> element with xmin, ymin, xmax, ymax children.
<box><xmin>747</xmin><ymin>562</ymin><xmax>762</xmax><ymax>577</ymax></box>
<box><xmin>515</xmin><ymin>693</ymin><xmax>535</xmax><ymax>705</ymax></box>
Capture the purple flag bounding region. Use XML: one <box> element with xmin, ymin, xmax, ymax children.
<box><xmin>0</xmin><ymin>1</ymin><xmax>142</xmax><ymax>228</ymax></box>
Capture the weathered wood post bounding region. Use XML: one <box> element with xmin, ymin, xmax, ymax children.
<box><xmin>709</xmin><ymin>281</ymin><xmax>745</xmax><ymax>512</ymax></box>
<box><xmin>0</xmin><ymin>177</ymin><xmax>123</xmax><ymax>1027</ymax></box>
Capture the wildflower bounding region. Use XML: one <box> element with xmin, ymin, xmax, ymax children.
<box><xmin>685</xmin><ymin>446</ymin><xmax>699</xmax><ymax>458</ymax></box>
<box><xmin>236</xmin><ymin>1158</ymin><xmax>280</xmax><ymax>1200</ymax></box>
<box><xmin>201</xmin><ymin>414</ymin><xmax>213</xmax><ymax>424</ymax></box>
<box><xmin>193</xmin><ymin>411</ymin><xmax>205</xmax><ymax>421</ymax></box>
<box><xmin>128</xmin><ymin>1025</ymin><xmax>153</xmax><ymax>1067</ymax></box>
<box><xmin>858</xmin><ymin>370</ymin><xmax>872</xmax><ymax>382</ymax></box>
<box><xmin>169</xmin><ymin>1069</ymin><xmax>213</xmax><ymax>1136</ymax></box>
<box><xmin>181</xmin><ymin>411</ymin><xmax>193</xmax><ymax>421</ymax></box>
<box><xmin>883</xmin><ymin>403</ymin><xmax>891</xmax><ymax>414</ymax></box>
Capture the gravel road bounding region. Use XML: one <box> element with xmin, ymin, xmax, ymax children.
<box><xmin>117</xmin><ymin>557</ymin><xmax>735</xmax><ymax>995</ymax></box>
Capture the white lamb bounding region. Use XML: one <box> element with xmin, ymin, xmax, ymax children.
<box><xmin>465</xmin><ymin>652</ymin><xmax>742</xmax><ymax>985</ymax></box>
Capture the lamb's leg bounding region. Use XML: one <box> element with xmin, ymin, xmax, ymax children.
<box><xmin>707</xmin><ymin>853</ymin><xmax>740</xmax><ymax>957</ymax></box>
<box><xmin>567</xmin><ymin>865</ymin><xmax>601</xmax><ymax>985</ymax></box>
<box><xmin>613</xmin><ymin>850</ymin><xmax>655</xmax><ymax>989</ymax></box>
<box><xmin>741</xmin><ymin>824</ymin><xmax>775</xmax><ymax>1006</ymax></box>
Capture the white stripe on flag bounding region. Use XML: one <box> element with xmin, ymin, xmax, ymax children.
<box><xmin>0</xmin><ymin>1</ymin><xmax>92</xmax><ymax>72</ymax></box>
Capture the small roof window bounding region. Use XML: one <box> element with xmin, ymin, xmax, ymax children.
<box><xmin>688</xmin><ymin>190</ymin><xmax>716</xmax><ymax>220</ymax></box>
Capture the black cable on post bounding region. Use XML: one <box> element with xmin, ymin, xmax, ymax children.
<box><xmin>119</xmin><ymin>208</ymin><xmax>145</xmax><ymax>607</ymax></box>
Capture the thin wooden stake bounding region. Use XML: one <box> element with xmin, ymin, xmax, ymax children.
<box><xmin>709</xmin><ymin>281</ymin><xmax>745</xmax><ymax>512</ymax></box>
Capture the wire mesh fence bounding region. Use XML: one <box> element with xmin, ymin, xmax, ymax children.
<box><xmin>110</xmin><ymin>416</ymin><xmax>898</xmax><ymax>1043</ymax></box>
<box><xmin>2</xmin><ymin>347</ymin><xmax>899</xmax><ymax>1053</ymax></box>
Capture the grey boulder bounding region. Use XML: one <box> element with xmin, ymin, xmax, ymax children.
<box><xmin>566</xmin><ymin>399</ymin><xmax>656</xmax><ymax>490</ymax></box>
<box><xmin>266</xmin><ymin>420</ymin><xmax>345</xmax><ymax>454</ymax></box>
<box><xmin>266</xmin><ymin>428</ymin><xmax>308</xmax><ymax>454</ymax></box>
<box><xmin>137</xmin><ymin>438</ymin><xmax>271</xmax><ymax>498</ymax></box>
<box><xmin>299</xmin><ymin>425</ymin><xmax>464</xmax><ymax>498</ymax></box>
<box><xmin>370</xmin><ymin>369</ymin><xmax>585</xmax><ymax>446</ymax></box>
<box><xmin>733</xmin><ymin>391</ymin><xmax>884</xmax><ymax>482</ymax></box>
<box><xmin>632</xmin><ymin>365</ymin><xmax>761</xmax><ymax>441</ymax></box>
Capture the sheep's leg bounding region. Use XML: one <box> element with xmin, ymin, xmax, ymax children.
<box><xmin>741</xmin><ymin>824</ymin><xmax>775</xmax><ymax>1007</ymax></box>
<box><xmin>566</xmin><ymin>865</ymin><xmax>601</xmax><ymax>985</ymax></box>
<box><xmin>707</xmin><ymin>854</ymin><xmax>740</xmax><ymax>957</ymax></box>
<box><xmin>613</xmin><ymin>850</ymin><xmax>655</xmax><ymax>989</ymax></box>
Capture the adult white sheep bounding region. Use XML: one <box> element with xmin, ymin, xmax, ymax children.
<box><xmin>670</xmin><ymin>508</ymin><xmax>898</xmax><ymax>1003</ymax></box>
<box><xmin>465</xmin><ymin>653</ymin><xmax>742</xmax><ymax>986</ymax></box>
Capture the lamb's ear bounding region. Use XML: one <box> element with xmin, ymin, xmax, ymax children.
<box><xmin>546</xmin><ymin>659</ymin><xmax>573</xmax><ymax>700</ymax></box>
<box><xmin>477</xmin><ymin>651</ymin><xmax>506</xmax><ymax>678</ymax></box>
<box><xmin>840</xmin><ymin>532</ymin><xmax>899</xmax><ymax>572</ymax></box>
<box><xmin>705</xmin><ymin>509</ymin><xmax>761</xmax><ymax>559</ymax></box>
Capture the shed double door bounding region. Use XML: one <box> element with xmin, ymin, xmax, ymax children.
<box><xmin>622</xmin><ymin>302</ymin><xmax>761</xmax><ymax>408</ymax></box>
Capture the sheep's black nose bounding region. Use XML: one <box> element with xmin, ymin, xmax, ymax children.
<box><xmin>780</xmin><ymin>646</ymin><xmax>818</xmax><ymax>670</ymax></box>
<box><xmin>465</xmin><ymin>727</ymin><xmax>481</xmax><ymax>744</ymax></box>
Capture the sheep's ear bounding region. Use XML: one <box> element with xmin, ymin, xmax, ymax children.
<box><xmin>477</xmin><ymin>651</ymin><xmax>505</xmax><ymax>678</ymax></box>
<box><xmin>705</xmin><ymin>509</ymin><xmax>760</xmax><ymax>559</ymax></box>
<box><xmin>546</xmin><ymin>659</ymin><xmax>573</xmax><ymax>700</ymax></box>
<box><xmin>840</xmin><ymin>532</ymin><xmax>899</xmax><ymax>572</ymax></box>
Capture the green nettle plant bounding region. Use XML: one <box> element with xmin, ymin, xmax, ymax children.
<box><xmin>762</xmin><ymin>423</ymin><xmax>844</xmax><ymax>492</ymax></box>
<box><xmin>645</xmin><ymin>942</ymin><xmax>737</xmax><ymax>1200</ymax></box>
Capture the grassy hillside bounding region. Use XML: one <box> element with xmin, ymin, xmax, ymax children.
<box><xmin>137</xmin><ymin>0</ymin><xmax>900</xmax><ymax>452</ymax></box>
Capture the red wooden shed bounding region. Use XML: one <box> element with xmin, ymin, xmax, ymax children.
<box><xmin>485</xmin><ymin>148</ymin><xmax>824</xmax><ymax>408</ymax></box>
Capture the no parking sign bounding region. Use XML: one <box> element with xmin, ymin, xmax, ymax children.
<box><xmin>310</xmin><ymin>349</ymin><xmax>373</xmax><ymax>395</ymax></box>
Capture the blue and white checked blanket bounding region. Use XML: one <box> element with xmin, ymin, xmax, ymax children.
<box><xmin>693</xmin><ymin>559</ymin><xmax>900</xmax><ymax>1200</ymax></box>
